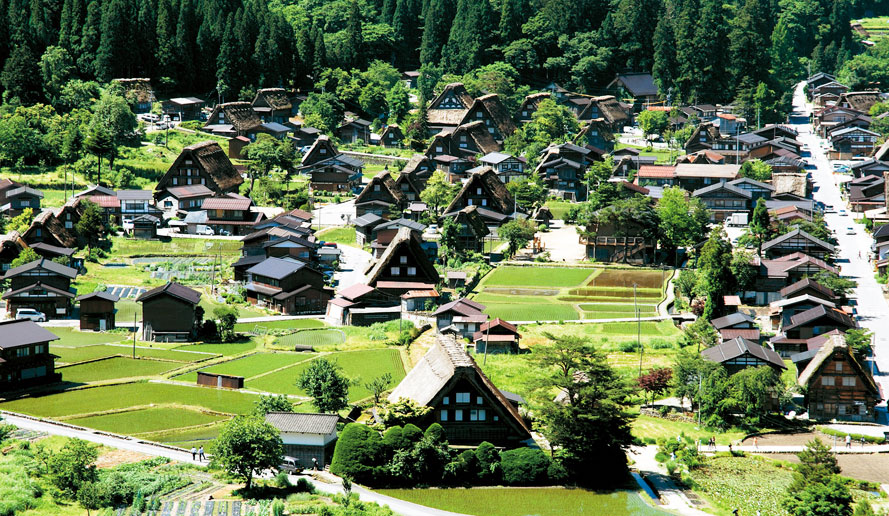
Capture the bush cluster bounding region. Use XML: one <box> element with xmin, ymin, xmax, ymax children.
<box><xmin>330</xmin><ymin>422</ymin><xmax>561</xmax><ymax>488</ymax></box>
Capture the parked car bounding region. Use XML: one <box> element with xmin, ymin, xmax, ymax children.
<box><xmin>322</xmin><ymin>242</ymin><xmax>338</xmax><ymax>248</ymax></box>
<box><xmin>277</xmin><ymin>456</ymin><xmax>304</xmax><ymax>474</ymax></box>
<box><xmin>839</xmin><ymin>209</ymin><xmax>848</xmax><ymax>216</ymax></box>
<box><xmin>824</xmin><ymin>205</ymin><xmax>836</xmax><ymax>213</ymax></box>
<box><xmin>16</xmin><ymin>308</ymin><xmax>46</xmax><ymax>322</ymax></box>
<box><xmin>197</xmin><ymin>226</ymin><xmax>214</xmax><ymax>236</ymax></box>
<box><xmin>846</xmin><ymin>227</ymin><xmax>856</xmax><ymax>235</ymax></box>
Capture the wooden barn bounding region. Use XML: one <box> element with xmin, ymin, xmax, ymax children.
<box><xmin>76</xmin><ymin>291</ymin><xmax>119</xmax><ymax>331</ymax></box>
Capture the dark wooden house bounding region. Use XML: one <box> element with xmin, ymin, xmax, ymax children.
<box><xmin>434</xmin><ymin>298</ymin><xmax>487</xmax><ymax>340</ymax></box>
<box><xmin>379</xmin><ymin>124</ymin><xmax>405</xmax><ymax>148</ymax></box>
<box><xmin>761</xmin><ymin>228</ymin><xmax>835</xmax><ymax>260</ymax></box>
<box><xmin>535</xmin><ymin>143</ymin><xmax>593</xmax><ymax>201</ymax></box>
<box><xmin>202</xmin><ymin>194</ymin><xmax>263</xmax><ymax>236</ymax></box>
<box><xmin>163</xmin><ymin>97</ymin><xmax>205</xmax><ymax>120</ymax></box>
<box><xmin>797</xmin><ymin>334</ymin><xmax>880</xmax><ymax>421</ymax></box>
<box><xmin>204</xmin><ymin>101</ymin><xmax>263</xmax><ymax>138</ymax></box>
<box><xmin>442</xmin><ymin>167</ymin><xmax>515</xmax><ymax>227</ymax></box>
<box><xmin>442</xmin><ymin>205</ymin><xmax>490</xmax><ymax>253</ymax></box>
<box><xmin>692</xmin><ymin>181</ymin><xmax>752</xmax><ymax>222</ymax></box>
<box><xmin>131</xmin><ymin>214</ymin><xmax>159</xmax><ymax>239</ymax></box>
<box><xmin>245</xmin><ymin>257</ymin><xmax>330</xmax><ymax>315</ymax></box>
<box><xmin>0</xmin><ymin>181</ymin><xmax>42</xmax><ymax>217</ymax></box>
<box><xmin>387</xmin><ymin>333</ymin><xmax>532</xmax><ymax>446</ymax></box>
<box><xmin>325</xmin><ymin>283</ymin><xmax>400</xmax><ymax>326</ymax></box>
<box><xmin>354</xmin><ymin>171</ymin><xmax>406</xmax><ymax>219</ymax></box>
<box><xmin>0</xmin><ymin>319</ymin><xmax>60</xmax><ymax>389</ymax></box>
<box><xmin>771</xmin><ymin>304</ymin><xmax>857</xmax><ymax>356</ymax></box>
<box><xmin>2</xmin><ymin>258</ymin><xmax>78</xmax><ymax>319</ymax></box>
<box><xmin>76</xmin><ymin>291</ymin><xmax>119</xmax><ymax>331</ymax></box>
<box><xmin>701</xmin><ymin>337</ymin><xmax>786</xmax><ymax>375</ymax></box>
<box><xmin>252</xmin><ymin>88</ymin><xmax>293</xmax><ymax>124</ymax></box>
<box><xmin>136</xmin><ymin>282</ymin><xmax>202</xmax><ymax>342</ymax></box>
<box><xmin>710</xmin><ymin>312</ymin><xmax>761</xmax><ymax>342</ymax></box>
<box><xmin>426</xmin><ymin>83</ymin><xmax>474</xmax><ymax>135</ymax></box>
<box><xmin>473</xmin><ymin>318</ymin><xmax>521</xmax><ymax>354</ymax></box>
<box><xmin>299</xmin><ymin>136</ymin><xmax>363</xmax><ymax>193</ymax></box>
<box><xmin>516</xmin><ymin>92</ymin><xmax>552</xmax><ymax>123</ymax></box>
<box><xmin>459</xmin><ymin>94</ymin><xmax>517</xmax><ymax>143</ymax></box>
<box><xmin>155</xmin><ymin>141</ymin><xmax>243</xmax><ymax>199</ymax></box>
<box><xmin>366</xmin><ymin>227</ymin><xmax>440</xmax><ymax>296</ymax></box>
<box><xmin>0</xmin><ymin>230</ymin><xmax>27</xmax><ymax>272</ymax></box>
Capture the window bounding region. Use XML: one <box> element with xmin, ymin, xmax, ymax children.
<box><xmin>20</xmin><ymin>199</ymin><xmax>30</xmax><ymax>207</ymax></box>
<box><xmin>842</xmin><ymin>377</ymin><xmax>856</xmax><ymax>387</ymax></box>
<box><xmin>476</xmin><ymin>187</ymin><xmax>482</xmax><ymax>195</ymax></box>
<box><xmin>390</xmin><ymin>267</ymin><xmax>400</xmax><ymax>275</ymax></box>
<box><xmin>456</xmin><ymin>392</ymin><xmax>470</xmax><ymax>403</ymax></box>
<box><xmin>835</xmin><ymin>362</ymin><xmax>842</xmax><ymax>372</ymax></box>
<box><xmin>436</xmin><ymin>146</ymin><xmax>443</xmax><ymax>153</ymax></box>
<box><xmin>488</xmin><ymin>127</ymin><xmax>495</xmax><ymax>134</ymax></box>
<box><xmin>440</xmin><ymin>409</ymin><xmax>448</xmax><ymax>421</ymax></box>
<box><xmin>35</xmin><ymin>228</ymin><xmax>41</xmax><ymax>237</ymax></box>
<box><xmin>443</xmin><ymin>396</ymin><xmax>449</xmax><ymax>405</ymax></box>
<box><xmin>374</xmin><ymin>185</ymin><xmax>380</xmax><ymax>192</ymax></box>
<box><xmin>407</xmin><ymin>267</ymin><xmax>416</xmax><ymax>276</ymax></box>
<box><xmin>16</xmin><ymin>347</ymin><xmax>30</xmax><ymax>357</ymax></box>
<box><xmin>521</xmin><ymin>111</ymin><xmax>527</xmax><ymax>117</ymax></box>
<box><xmin>481</xmin><ymin>199</ymin><xmax>487</xmax><ymax>206</ymax></box>
<box><xmin>460</xmin><ymin>135</ymin><xmax>467</xmax><ymax>142</ymax></box>
<box><xmin>476</xmin><ymin>396</ymin><xmax>483</xmax><ymax>404</ymax></box>
<box><xmin>34</xmin><ymin>344</ymin><xmax>45</xmax><ymax>354</ymax></box>
<box><xmin>65</xmin><ymin>221</ymin><xmax>73</xmax><ymax>229</ymax></box>
<box><xmin>320</xmin><ymin>148</ymin><xmax>327</xmax><ymax>154</ymax></box>
<box><xmin>821</xmin><ymin>376</ymin><xmax>835</xmax><ymax>386</ymax></box>
<box><xmin>455</xmin><ymin>410</ymin><xmax>464</xmax><ymax>421</ymax></box>
<box><xmin>400</xmin><ymin>256</ymin><xmax>407</xmax><ymax>264</ymax></box>
<box><xmin>470</xmin><ymin>410</ymin><xmax>480</xmax><ymax>421</ymax></box>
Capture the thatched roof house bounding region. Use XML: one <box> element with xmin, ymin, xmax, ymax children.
<box><xmin>387</xmin><ymin>332</ymin><xmax>532</xmax><ymax>445</ymax></box>
<box><xmin>443</xmin><ymin>167</ymin><xmax>515</xmax><ymax>221</ymax></box>
<box><xmin>155</xmin><ymin>141</ymin><xmax>243</xmax><ymax>197</ymax></box>
<box><xmin>204</xmin><ymin>102</ymin><xmax>263</xmax><ymax>136</ymax></box>
<box><xmin>365</xmin><ymin>227</ymin><xmax>439</xmax><ymax>295</ymax></box>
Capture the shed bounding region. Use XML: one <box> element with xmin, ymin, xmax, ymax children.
<box><xmin>75</xmin><ymin>291</ymin><xmax>119</xmax><ymax>331</ymax></box>
<box><xmin>265</xmin><ymin>412</ymin><xmax>339</xmax><ymax>468</ymax></box>
<box><xmin>197</xmin><ymin>371</ymin><xmax>244</xmax><ymax>389</ymax></box>
<box><xmin>131</xmin><ymin>214</ymin><xmax>159</xmax><ymax>239</ymax></box>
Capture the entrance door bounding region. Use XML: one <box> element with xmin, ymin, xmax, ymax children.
<box><xmin>99</xmin><ymin>318</ymin><xmax>107</xmax><ymax>331</ymax></box>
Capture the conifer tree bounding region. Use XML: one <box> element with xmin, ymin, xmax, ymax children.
<box><xmin>343</xmin><ymin>0</ymin><xmax>362</xmax><ymax>69</ymax></box>
<box><xmin>419</xmin><ymin>0</ymin><xmax>448</xmax><ymax>66</ymax></box>
<box><xmin>441</xmin><ymin>0</ymin><xmax>494</xmax><ymax>73</ymax></box>
<box><xmin>652</xmin><ymin>5</ymin><xmax>677</xmax><ymax>97</ymax></box>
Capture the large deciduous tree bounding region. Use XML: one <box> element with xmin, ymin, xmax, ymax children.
<box><xmin>213</xmin><ymin>415</ymin><xmax>283</xmax><ymax>490</ymax></box>
<box><xmin>296</xmin><ymin>357</ymin><xmax>351</xmax><ymax>413</ymax></box>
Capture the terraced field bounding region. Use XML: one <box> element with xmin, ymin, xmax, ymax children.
<box><xmin>471</xmin><ymin>266</ymin><xmax>670</xmax><ymax>321</ymax></box>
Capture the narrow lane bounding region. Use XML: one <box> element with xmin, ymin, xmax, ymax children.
<box><xmin>789</xmin><ymin>82</ymin><xmax>889</xmax><ymax>416</ymax></box>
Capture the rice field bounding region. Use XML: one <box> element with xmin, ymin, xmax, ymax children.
<box><xmin>472</xmin><ymin>266</ymin><xmax>670</xmax><ymax>322</ymax></box>
<box><xmin>52</xmin><ymin>344</ymin><xmax>217</xmax><ymax>364</ymax></box>
<box><xmin>174</xmin><ymin>352</ymin><xmax>315</xmax><ymax>383</ymax></box>
<box><xmin>66</xmin><ymin>407</ymin><xmax>227</xmax><ymax>435</ymax></box>
<box><xmin>234</xmin><ymin>318</ymin><xmax>326</xmax><ymax>333</ymax></box>
<box><xmin>245</xmin><ymin>348</ymin><xmax>406</xmax><ymax>401</ymax></box>
<box><xmin>48</xmin><ymin>328</ymin><xmax>129</xmax><ymax>347</ymax></box>
<box><xmin>58</xmin><ymin>357</ymin><xmax>180</xmax><ymax>383</ymax></box>
<box><xmin>377</xmin><ymin>488</ymin><xmax>669</xmax><ymax>516</ymax></box>
<box><xmin>173</xmin><ymin>341</ymin><xmax>258</xmax><ymax>355</ymax></box>
<box><xmin>276</xmin><ymin>329</ymin><xmax>346</xmax><ymax>348</ymax></box>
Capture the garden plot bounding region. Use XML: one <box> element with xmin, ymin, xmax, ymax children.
<box><xmin>66</xmin><ymin>407</ymin><xmax>227</xmax><ymax>435</ymax></box>
<box><xmin>106</xmin><ymin>285</ymin><xmax>148</xmax><ymax>299</ymax></box>
<box><xmin>276</xmin><ymin>328</ymin><xmax>346</xmax><ymax>349</ymax></box>
<box><xmin>471</xmin><ymin>266</ymin><xmax>669</xmax><ymax>322</ymax></box>
<box><xmin>52</xmin><ymin>344</ymin><xmax>217</xmax><ymax>365</ymax></box>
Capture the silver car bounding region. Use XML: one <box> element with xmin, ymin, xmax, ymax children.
<box><xmin>16</xmin><ymin>308</ymin><xmax>46</xmax><ymax>322</ymax></box>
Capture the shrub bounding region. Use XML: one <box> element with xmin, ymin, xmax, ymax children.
<box><xmin>329</xmin><ymin>424</ymin><xmax>383</xmax><ymax>484</ymax></box>
<box><xmin>500</xmin><ymin>448</ymin><xmax>551</xmax><ymax>486</ymax></box>
<box><xmin>401</xmin><ymin>423</ymin><xmax>423</xmax><ymax>445</ymax></box>
<box><xmin>475</xmin><ymin>442</ymin><xmax>501</xmax><ymax>484</ymax></box>
<box><xmin>424</xmin><ymin>423</ymin><xmax>445</xmax><ymax>443</ymax></box>
<box><xmin>619</xmin><ymin>341</ymin><xmax>640</xmax><ymax>352</ymax></box>
<box><xmin>273</xmin><ymin>471</ymin><xmax>291</xmax><ymax>489</ymax></box>
<box><xmin>294</xmin><ymin>477</ymin><xmax>315</xmax><ymax>494</ymax></box>
<box><xmin>382</xmin><ymin>426</ymin><xmax>407</xmax><ymax>457</ymax></box>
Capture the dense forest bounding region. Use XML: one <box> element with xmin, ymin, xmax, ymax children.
<box><xmin>0</xmin><ymin>0</ymin><xmax>887</xmax><ymax>118</ymax></box>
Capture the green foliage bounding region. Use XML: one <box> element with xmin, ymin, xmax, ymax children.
<box><xmin>500</xmin><ymin>448</ymin><xmax>551</xmax><ymax>485</ymax></box>
<box><xmin>42</xmin><ymin>438</ymin><xmax>98</xmax><ymax>497</ymax></box>
<box><xmin>330</xmin><ymin>423</ymin><xmax>383</xmax><ymax>484</ymax></box>
<box><xmin>783</xmin><ymin>476</ymin><xmax>853</xmax><ymax>516</ymax></box>
<box><xmin>212</xmin><ymin>305</ymin><xmax>239</xmax><ymax>342</ymax></box>
<box><xmin>253</xmin><ymin>394</ymin><xmax>295</xmax><ymax>416</ymax></box>
<box><xmin>498</xmin><ymin>218</ymin><xmax>537</xmax><ymax>257</ymax></box>
<box><xmin>9</xmin><ymin>246</ymin><xmax>39</xmax><ymax>268</ymax></box>
<box><xmin>506</xmin><ymin>177</ymin><xmax>547</xmax><ymax>211</ymax></box>
<box><xmin>364</xmin><ymin>372</ymin><xmax>393</xmax><ymax>408</ymax></box>
<box><xmin>636</xmin><ymin>110</ymin><xmax>669</xmax><ymax>139</ymax></box>
<box><xmin>301</xmin><ymin>92</ymin><xmax>345</xmax><ymax>134</ymax></box>
<box><xmin>739</xmin><ymin>159</ymin><xmax>773</xmax><ymax>181</ymax></box>
<box><xmin>657</xmin><ymin>186</ymin><xmax>710</xmax><ymax>252</ymax></box>
<box><xmin>506</xmin><ymin>99</ymin><xmax>578</xmax><ymax>160</ymax></box>
<box><xmin>696</xmin><ymin>226</ymin><xmax>734</xmax><ymax>319</ymax></box>
<box><xmin>378</xmin><ymin>399</ymin><xmax>432</xmax><ymax>427</ymax></box>
<box><xmin>420</xmin><ymin>170</ymin><xmax>459</xmax><ymax>214</ymax></box>
<box><xmin>76</xmin><ymin>199</ymin><xmax>104</xmax><ymax>251</ymax></box>
<box><xmin>812</xmin><ymin>271</ymin><xmax>857</xmax><ymax>296</ymax></box>
<box><xmin>212</xmin><ymin>415</ymin><xmax>283</xmax><ymax>489</ymax></box>
<box><xmin>296</xmin><ymin>357</ymin><xmax>352</xmax><ymax>413</ymax></box>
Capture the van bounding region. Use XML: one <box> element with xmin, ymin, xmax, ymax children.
<box><xmin>278</xmin><ymin>456</ymin><xmax>304</xmax><ymax>474</ymax></box>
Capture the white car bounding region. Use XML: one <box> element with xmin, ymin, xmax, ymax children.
<box><xmin>839</xmin><ymin>209</ymin><xmax>848</xmax><ymax>216</ymax></box>
<box><xmin>846</xmin><ymin>227</ymin><xmax>856</xmax><ymax>235</ymax></box>
<box><xmin>197</xmin><ymin>226</ymin><xmax>214</xmax><ymax>236</ymax></box>
<box><xmin>16</xmin><ymin>308</ymin><xmax>46</xmax><ymax>322</ymax></box>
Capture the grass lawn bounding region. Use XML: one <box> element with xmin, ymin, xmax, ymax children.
<box><xmin>199</xmin><ymin>296</ymin><xmax>269</xmax><ymax>319</ymax></box>
<box><xmin>52</xmin><ymin>344</ymin><xmax>217</xmax><ymax>364</ymax></box>
<box><xmin>174</xmin><ymin>352</ymin><xmax>315</xmax><ymax>383</ymax></box>
<box><xmin>377</xmin><ymin>488</ymin><xmax>668</xmax><ymax>516</ymax></box>
<box><xmin>109</xmin><ymin>236</ymin><xmax>243</xmax><ymax>258</ymax></box>
<box><xmin>246</xmin><ymin>349</ymin><xmax>405</xmax><ymax>401</ymax></box>
<box><xmin>317</xmin><ymin>226</ymin><xmax>358</xmax><ymax>247</ymax></box>
<box><xmin>482</xmin><ymin>266</ymin><xmax>595</xmax><ymax>287</ymax></box>
<box><xmin>48</xmin><ymin>328</ymin><xmax>128</xmax><ymax>347</ymax></box>
<box><xmin>58</xmin><ymin>357</ymin><xmax>179</xmax><ymax>383</ymax></box>
<box><xmin>614</xmin><ymin>142</ymin><xmax>676</xmax><ymax>165</ymax></box>
<box><xmin>0</xmin><ymin>382</ymin><xmax>260</xmax><ymax>417</ymax></box>
<box><xmin>234</xmin><ymin>319</ymin><xmax>326</xmax><ymax>333</ymax></box>
<box><xmin>631</xmin><ymin>415</ymin><xmax>747</xmax><ymax>445</ymax></box>
<box><xmin>66</xmin><ymin>407</ymin><xmax>227</xmax><ymax>435</ymax></box>
<box><xmin>545</xmin><ymin>199</ymin><xmax>575</xmax><ymax>220</ymax></box>
<box><xmin>687</xmin><ymin>455</ymin><xmax>793</xmax><ymax>516</ymax></box>
<box><xmin>174</xmin><ymin>341</ymin><xmax>258</xmax><ymax>355</ymax></box>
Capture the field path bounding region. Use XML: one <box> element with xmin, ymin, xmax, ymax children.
<box><xmin>0</xmin><ymin>411</ymin><xmax>470</xmax><ymax>516</ymax></box>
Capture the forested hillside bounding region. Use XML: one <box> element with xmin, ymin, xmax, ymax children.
<box><xmin>0</xmin><ymin>0</ymin><xmax>885</xmax><ymax>118</ymax></box>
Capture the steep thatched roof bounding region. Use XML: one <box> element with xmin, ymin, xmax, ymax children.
<box><xmin>205</xmin><ymin>102</ymin><xmax>262</xmax><ymax>133</ymax></box>
<box><xmin>158</xmin><ymin>141</ymin><xmax>243</xmax><ymax>194</ymax></box>
<box><xmin>354</xmin><ymin>170</ymin><xmax>405</xmax><ymax>206</ymax></box>
<box><xmin>453</xmin><ymin>121</ymin><xmax>500</xmax><ymax>156</ymax></box>
<box><xmin>0</xmin><ymin>230</ymin><xmax>27</xmax><ymax>254</ymax></box>
<box><xmin>388</xmin><ymin>332</ymin><xmax>531</xmax><ymax>439</ymax></box>
<box><xmin>449</xmin><ymin>205</ymin><xmax>490</xmax><ymax>239</ymax></box>
<box><xmin>112</xmin><ymin>78</ymin><xmax>155</xmax><ymax>103</ymax></box>
<box><xmin>771</xmin><ymin>173</ymin><xmax>809</xmax><ymax>198</ymax></box>
<box><xmin>427</xmin><ymin>83</ymin><xmax>474</xmax><ymax>126</ymax></box>
<box><xmin>517</xmin><ymin>92</ymin><xmax>552</xmax><ymax>117</ymax></box>
<box><xmin>839</xmin><ymin>91</ymin><xmax>884</xmax><ymax>113</ymax></box>
<box><xmin>462</xmin><ymin>94</ymin><xmax>517</xmax><ymax>138</ymax></box>
<box><xmin>444</xmin><ymin>167</ymin><xmax>514</xmax><ymax>215</ymax></box>
<box><xmin>301</xmin><ymin>135</ymin><xmax>339</xmax><ymax>166</ymax></box>
<box><xmin>365</xmin><ymin>227</ymin><xmax>439</xmax><ymax>287</ymax></box>
<box><xmin>253</xmin><ymin>88</ymin><xmax>292</xmax><ymax>111</ymax></box>
<box><xmin>394</xmin><ymin>170</ymin><xmax>423</xmax><ymax>197</ymax></box>
<box><xmin>588</xmin><ymin>95</ymin><xmax>630</xmax><ymax>126</ymax></box>
<box><xmin>797</xmin><ymin>333</ymin><xmax>879</xmax><ymax>394</ymax></box>
<box><xmin>23</xmin><ymin>210</ymin><xmax>77</xmax><ymax>248</ymax></box>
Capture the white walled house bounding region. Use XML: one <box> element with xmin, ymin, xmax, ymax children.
<box><xmin>265</xmin><ymin>412</ymin><xmax>339</xmax><ymax>468</ymax></box>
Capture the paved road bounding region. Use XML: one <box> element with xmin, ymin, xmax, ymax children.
<box><xmin>312</xmin><ymin>199</ymin><xmax>356</xmax><ymax>228</ymax></box>
<box><xmin>335</xmin><ymin>243</ymin><xmax>373</xmax><ymax>292</ymax></box>
<box><xmin>0</xmin><ymin>411</ymin><xmax>467</xmax><ymax>516</ymax></box>
<box><xmin>790</xmin><ymin>82</ymin><xmax>889</xmax><ymax>418</ymax></box>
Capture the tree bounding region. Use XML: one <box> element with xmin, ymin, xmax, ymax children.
<box><xmin>253</xmin><ymin>394</ymin><xmax>294</xmax><ymax>416</ymax></box>
<box><xmin>637</xmin><ymin>368</ymin><xmax>673</xmax><ymax>405</ymax></box>
<box><xmin>342</xmin><ymin>0</ymin><xmax>363</xmax><ymax>68</ymax></box>
<box><xmin>40</xmin><ymin>46</ymin><xmax>75</xmax><ymax>104</ymax></box>
<box><xmin>364</xmin><ymin>372</ymin><xmax>393</xmax><ymax>408</ymax></box>
<box><xmin>739</xmin><ymin>159</ymin><xmax>772</xmax><ymax>181</ymax></box>
<box><xmin>300</xmin><ymin>92</ymin><xmax>345</xmax><ymax>134</ymax></box>
<box><xmin>792</xmin><ymin>438</ymin><xmax>840</xmax><ymax>488</ymax></box>
<box><xmin>506</xmin><ymin>178</ymin><xmax>547</xmax><ymax>212</ymax></box>
<box><xmin>45</xmin><ymin>438</ymin><xmax>98</xmax><ymax>496</ymax></box>
<box><xmin>10</xmin><ymin>247</ymin><xmax>39</xmax><ymax>268</ymax></box>
<box><xmin>213</xmin><ymin>416</ymin><xmax>283</xmax><ymax>490</ymax></box>
<box><xmin>84</xmin><ymin>127</ymin><xmax>114</xmax><ymax>185</ymax></box>
<box><xmin>6</xmin><ymin>208</ymin><xmax>34</xmax><ymax>236</ymax></box>
<box><xmin>784</xmin><ymin>476</ymin><xmax>853</xmax><ymax>516</ymax></box>
<box><xmin>2</xmin><ymin>43</ymin><xmax>42</xmax><ymax>104</ymax></box>
<box><xmin>748</xmin><ymin>198</ymin><xmax>772</xmax><ymax>254</ymax></box>
<box><xmin>532</xmin><ymin>332</ymin><xmax>635</xmax><ymax>483</ymax></box>
<box><xmin>243</xmin><ymin>134</ymin><xmax>298</xmax><ymax>192</ymax></box>
<box><xmin>330</xmin><ymin>423</ymin><xmax>384</xmax><ymax>484</ymax></box>
<box><xmin>91</xmin><ymin>92</ymin><xmax>136</xmax><ymax>146</ymax></box>
<box><xmin>812</xmin><ymin>271</ymin><xmax>857</xmax><ymax>297</ymax></box>
<box><xmin>77</xmin><ymin>481</ymin><xmax>107</xmax><ymax>516</ymax></box>
<box><xmin>438</xmin><ymin>215</ymin><xmax>459</xmax><ymax>258</ymax></box>
<box><xmin>499</xmin><ymin>218</ymin><xmax>536</xmax><ymax>258</ymax></box>
<box><xmin>636</xmin><ymin>110</ymin><xmax>669</xmax><ymax>141</ymax></box>
<box><xmin>656</xmin><ymin>186</ymin><xmax>710</xmax><ymax>257</ymax></box>
<box><xmin>844</xmin><ymin>328</ymin><xmax>873</xmax><ymax>362</ymax></box>
<box><xmin>75</xmin><ymin>200</ymin><xmax>104</xmax><ymax>253</ymax></box>
<box><xmin>296</xmin><ymin>357</ymin><xmax>351</xmax><ymax>413</ymax></box>
<box><xmin>499</xmin><ymin>448</ymin><xmax>551</xmax><ymax>485</ymax></box>
<box><xmin>696</xmin><ymin>227</ymin><xmax>734</xmax><ymax>320</ymax></box>
<box><xmin>672</xmin><ymin>349</ymin><xmax>721</xmax><ymax>411</ymax></box>
<box><xmin>386</xmin><ymin>81</ymin><xmax>410</xmax><ymax>123</ymax></box>
<box><xmin>213</xmin><ymin>306</ymin><xmax>238</xmax><ymax>342</ymax></box>
<box><xmin>420</xmin><ymin>170</ymin><xmax>458</xmax><ymax>214</ymax></box>
<box><xmin>730</xmin><ymin>250</ymin><xmax>758</xmax><ymax>292</ymax></box>
<box><xmin>728</xmin><ymin>365</ymin><xmax>782</xmax><ymax>426</ymax></box>
<box><xmin>441</xmin><ymin>0</ymin><xmax>495</xmax><ymax>73</ymax></box>
<box><xmin>419</xmin><ymin>0</ymin><xmax>449</xmax><ymax>65</ymax></box>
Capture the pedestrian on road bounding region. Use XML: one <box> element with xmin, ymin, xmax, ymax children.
<box><xmin>846</xmin><ymin>435</ymin><xmax>851</xmax><ymax>449</ymax></box>
<box><xmin>753</xmin><ymin>437</ymin><xmax>757</xmax><ymax>449</ymax></box>
<box><xmin>312</xmin><ymin>457</ymin><xmax>318</xmax><ymax>470</ymax></box>
<box><xmin>190</xmin><ymin>447</ymin><xmax>196</xmax><ymax>460</ymax></box>
<box><xmin>199</xmin><ymin>446</ymin><xmax>205</xmax><ymax>461</ymax></box>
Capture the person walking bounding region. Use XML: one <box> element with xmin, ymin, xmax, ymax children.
<box><xmin>753</xmin><ymin>437</ymin><xmax>758</xmax><ymax>449</ymax></box>
<box><xmin>312</xmin><ymin>457</ymin><xmax>318</xmax><ymax>471</ymax></box>
<box><xmin>846</xmin><ymin>434</ymin><xmax>852</xmax><ymax>449</ymax></box>
<box><xmin>199</xmin><ymin>446</ymin><xmax>205</xmax><ymax>461</ymax></box>
<box><xmin>190</xmin><ymin>447</ymin><xmax>197</xmax><ymax>461</ymax></box>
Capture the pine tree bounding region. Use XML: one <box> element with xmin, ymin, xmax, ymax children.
<box><xmin>769</xmin><ymin>17</ymin><xmax>800</xmax><ymax>88</ymax></box>
<box><xmin>95</xmin><ymin>0</ymin><xmax>135</xmax><ymax>81</ymax></box>
<box><xmin>216</xmin><ymin>14</ymin><xmax>238</xmax><ymax>102</ymax></box>
<box><xmin>441</xmin><ymin>0</ymin><xmax>495</xmax><ymax>73</ymax></box>
<box><xmin>76</xmin><ymin>0</ymin><xmax>101</xmax><ymax>76</ymax></box>
<box><xmin>136</xmin><ymin>0</ymin><xmax>157</xmax><ymax>79</ymax></box>
<box><xmin>59</xmin><ymin>0</ymin><xmax>84</xmax><ymax>52</ymax></box>
<box><xmin>155</xmin><ymin>0</ymin><xmax>178</xmax><ymax>80</ymax></box>
<box><xmin>729</xmin><ymin>0</ymin><xmax>770</xmax><ymax>99</ymax></box>
<box><xmin>611</xmin><ymin>0</ymin><xmax>661</xmax><ymax>71</ymax></box>
<box><xmin>343</xmin><ymin>0</ymin><xmax>362</xmax><ymax>69</ymax></box>
<box><xmin>392</xmin><ymin>0</ymin><xmax>420</xmax><ymax>67</ymax></box>
<box><xmin>499</xmin><ymin>0</ymin><xmax>525</xmax><ymax>44</ymax></box>
<box><xmin>673</xmin><ymin>0</ymin><xmax>700</xmax><ymax>103</ymax></box>
<box><xmin>419</xmin><ymin>0</ymin><xmax>448</xmax><ymax>66</ymax></box>
<box><xmin>652</xmin><ymin>4</ymin><xmax>677</xmax><ymax>98</ymax></box>
<box><xmin>176</xmin><ymin>0</ymin><xmax>197</xmax><ymax>90</ymax></box>
<box><xmin>380</xmin><ymin>0</ymin><xmax>395</xmax><ymax>23</ymax></box>
<box><xmin>693</xmin><ymin>0</ymin><xmax>730</xmax><ymax>103</ymax></box>
<box><xmin>312</xmin><ymin>27</ymin><xmax>326</xmax><ymax>79</ymax></box>
<box><xmin>1</xmin><ymin>42</ymin><xmax>41</xmax><ymax>103</ymax></box>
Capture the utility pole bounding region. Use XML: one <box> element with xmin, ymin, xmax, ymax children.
<box><xmin>635</xmin><ymin>283</ymin><xmax>642</xmax><ymax>378</ymax></box>
<box><xmin>483</xmin><ymin>318</ymin><xmax>490</xmax><ymax>365</ymax></box>
<box><xmin>133</xmin><ymin>310</ymin><xmax>137</xmax><ymax>359</ymax></box>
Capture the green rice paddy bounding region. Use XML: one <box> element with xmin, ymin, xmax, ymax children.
<box><xmin>175</xmin><ymin>352</ymin><xmax>315</xmax><ymax>383</ymax></box>
<box><xmin>234</xmin><ymin>318</ymin><xmax>326</xmax><ymax>333</ymax></box>
<box><xmin>52</xmin><ymin>344</ymin><xmax>217</xmax><ymax>364</ymax></box>
<box><xmin>173</xmin><ymin>341</ymin><xmax>257</xmax><ymax>355</ymax></box>
<box><xmin>48</xmin><ymin>328</ymin><xmax>129</xmax><ymax>347</ymax></box>
<box><xmin>59</xmin><ymin>357</ymin><xmax>180</xmax><ymax>383</ymax></box>
<box><xmin>482</xmin><ymin>266</ymin><xmax>595</xmax><ymax>287</ymax></box>
<box><xmin>66</xmin><ymin>407</ymin><xmax>226</xmax><ymax>435</ymax></box>
<box><xmin>276</xmin><ymin>329</ymin><xmax>346</xmax><ymax>348</ymax></box>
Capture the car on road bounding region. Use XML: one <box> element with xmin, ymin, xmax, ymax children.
<box><xmin>15</xmin><ymin>308</ymin><xmax>46</xmax><ymax>322</ymax></box>
<box><xmin>824</xmin><ymin>205</ymin><xmax>836</xmax><ymax>213</ymax></box>
<box><xmin>197</xmin><ymin>226</ymin><xmax>214</xmax><ymax>236</ymax></box>
<box><xmin>428</xmin><ymin>224</ymin><xmax>438</xmax><ymax>234</ymax></box>
<box><xmin>277</xmin><ymin>456</ymin><xmax>304</xmax><ymax>474</ymax></box>
<box><xmin>839</xmin><ymin>209</ymin><xmax>848</xmax><ymax>216</ymax></box>
<box><xmin>846</xmin><ymin>227</ymin><xmax>856</xmax><ymax>235</ymax></box>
